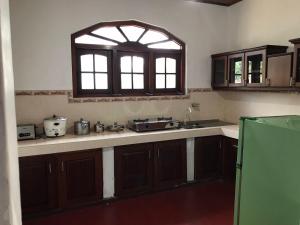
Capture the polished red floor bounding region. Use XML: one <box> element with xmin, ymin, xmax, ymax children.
<box><xmin>24</xmin><ymin>181</ymin><xmax>235</xmax><ymax>225</ymax></box>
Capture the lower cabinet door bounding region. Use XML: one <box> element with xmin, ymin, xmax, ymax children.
<box><xmin>115</xmin><ymin>143</ymin><xmax>153</xmax><ymax>197</ymax></box>
<box><xmin>194</xmin><ymin>136</ymin><xmax>222</xmax><ymax>180</ymax></box>
<box><xmin>222</xmin><ymin>137</ymin><xmax>238</xmax><ymax>181</ymax></box>
<box><xmin>58</xmin><ymin>150</ymin><xmax>102</xmax><ymax>208</ymax></box>
<box><xmin>154</xmin><ymin>139</ymin><xmax>187</xmax><ymax>189</ymax></box>
<box><xmin>19</xmin><ymin>155</ymin><xmax>58</xmax><ymax>215</ymax></box>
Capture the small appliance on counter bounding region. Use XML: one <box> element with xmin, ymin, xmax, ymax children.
<box><xmin>94</xmin><ymin>121</ymin><xmax>105</xmax><ymax>133</ymax></box>
<box><xmin>44</xmin><ymin>115</ymin><xmax>67</xmax><ymax>137</ymax></box>
<box><xmin>106</xmin><ymin>122</ymin><xmax>125</xmax><ymax>132</ymax></box>
<box><xmin>74</xmin><ymin>118</ymin><xmax>90</xmax><ymax>135</ymax></box>
<box><xmin>127</xmin><ymin>117</ymin><xmax>180</xmax><ymax>132</ymax></box>
<box><xmin>17</xmin><ymin>124</ymin><xmax>36</xmax><ymax>141</ymax></box>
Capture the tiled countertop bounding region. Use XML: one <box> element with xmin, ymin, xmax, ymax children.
<box><xmin>18</xmin><ymin>125</ymin><xmax>239</xmax><ymax>157</ymax></box>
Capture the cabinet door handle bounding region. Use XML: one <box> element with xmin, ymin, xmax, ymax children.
<box><xmin>48</xmin><ymin>163</ymin><xmax>52</xmax><ymax>174</ymax></box>
<box><xmin>61</xmin><ymin>162</ymin><xmax>64</xmax><ymax>172</ymax></box>
<box><xmin>148</xmin><ymin>150</ymin><xmax>151</xmax><ymax>160</ymax></box>
<box><xmin>157</xmin><ymin>148</ymin><xmax>160</xmax><ymax>158</ymax></box>
<box><xmin>233</xmin><ymin>145</ymin><xmax>238</xmax><ymax>149</ymax></box>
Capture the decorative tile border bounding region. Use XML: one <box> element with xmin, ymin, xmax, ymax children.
<box><xmin>15</xmin><ymin>88</ymin><xmax>214</xmax><ymax>103</ymax></box>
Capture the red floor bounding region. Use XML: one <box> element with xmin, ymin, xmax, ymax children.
<box><xmin>23</xmin><ymin>181</ymin><xmax>235</xmax><ymax>225</ymax></box>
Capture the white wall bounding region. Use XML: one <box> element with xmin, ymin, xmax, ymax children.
<box><xmin>10</xmin><ymin>0</ymin><xmax>230</xmax><ymax>90</ymax></box>
<box><xmin>228</xmin><ymin>0</ymin><xmax>300</xmax><ymax>49</ymax></box>
<box><xmin>0</xmin><ymin>0</ymin><xmax>22</xmax><ymax>224</ymax></box>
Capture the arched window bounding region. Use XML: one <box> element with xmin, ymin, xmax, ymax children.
<box><xmin>71</xmin><ymin>20</ymin><xmax>185</xmax><ymax>97</ymax></box>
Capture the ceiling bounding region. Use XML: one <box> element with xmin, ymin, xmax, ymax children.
<box><xmin>192</xmin><ymin>0</ymin><xmax>242</xmax><ymax>6</ymax></box>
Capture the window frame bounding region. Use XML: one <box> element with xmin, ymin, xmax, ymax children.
<box><xmin>71</xmin><ymin>20</ymin><xmax>186</xmax><ymax>98</ymax></box>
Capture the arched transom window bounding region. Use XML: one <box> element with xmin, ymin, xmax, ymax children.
<box><xmin>71</xmin><ymin>20</ymin><xmax>185</xmax><ymax>97</ymax></box>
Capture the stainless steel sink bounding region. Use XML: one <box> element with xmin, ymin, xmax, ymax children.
<box><xmin>182</xmin><ymin>119</ymin><xmax>233</xmax><ymax>129</ymax></box>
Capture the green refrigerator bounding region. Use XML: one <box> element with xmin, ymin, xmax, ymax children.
<box><xmin>234</xmin><ymin>116</ymin><xmax>300</xmax><ymax>225</ymax></box>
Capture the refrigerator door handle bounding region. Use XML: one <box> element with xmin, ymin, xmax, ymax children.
<box><xmin>236</xmin><ymin>163</ymin><xmax>242</xmax><ymax>169</ymax></box>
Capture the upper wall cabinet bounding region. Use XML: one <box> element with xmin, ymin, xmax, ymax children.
<box><xmin>212</xmin><ymin>45</ymin><xmax>289</xmax><ymax>90</ymax></box>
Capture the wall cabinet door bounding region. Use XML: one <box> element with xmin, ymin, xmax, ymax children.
<box><xmin>245</xmin><ymin>50</ymin><xmax>267</xmax><ymax>87</ymax></box>
<box><xmin>195</xmin><ymin>136</ymin><xmax>222</xmax><ymax>180</ymax></box>
<box><xmin>228</xmin><ymin>53</ymin><xmax>245</xmax><ymax>87</ymax></box>
<box><xmin>58</xmin><ymin>150</ymin><xmax>102</xmax><ymax>208</ymax></box>
<box><xmin>212</xmin><ymin>56</ymin><xmax>228</xmax><ymax>87</ymax></box>
<box><xmin>19</xmin><ymin>155</ymin><xmax>58</xmax><ymax>215</ymax></box>
<box><xmin>222</xmin><ymin>137</ymin><xmax>238</xmax><ymax>181</ymax></box>
<box><xmin>154</xmin><ymin>139</ymin><xmax>187</xmax><ymax>189</ymax></box>
<box><xmin>115</xmin><ymin>143</ymin><xmax>153</xmax><ymax>197</ymax></box>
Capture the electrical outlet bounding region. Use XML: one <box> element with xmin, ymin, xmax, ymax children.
<box><xmin>191</xmin><ymin>103</ymin><xmax>200</xmax><ymax>111</ymax></box>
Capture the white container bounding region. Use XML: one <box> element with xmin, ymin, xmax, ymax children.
<box><xmin>44</xmin><ymin>115</ymin><xmax>67</xmax><ymax>137</ymax></box>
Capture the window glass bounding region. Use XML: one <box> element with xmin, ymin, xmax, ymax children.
<box><xmin>121</xmin><ymin>56</ymin><xmax>132</xmax><ymax>73</ymax></box>
<box><xmin>156</xmin><ymin>58</ymin><xmax>165</xmax><ymax>73</ymax></box>
<box><xmin>139</xmin><ymin>30</ymin><xmax>168</xmax><ymax>44</ymax></box>
<box><xmin>133</xmin><ymin>56</ymin><xmax>144</xmax><ymax>73</ymax></box>
<box><xmin>121</xmin><ymin>74</ymin><xmax>132</xmax><ymax>89</ymax></box>
<box><xmin>148</xmin><ymin>41</ymin><xmax>181</xmax><ymax>50</ymax></box>
<box><xmin>133</xmin><ymin>74</ymin><xmax>144</xmax><ymax>89</ymax></box>
<box><xmin>166</xmin><ymin>74</ymin><xmax>176</xmax><ymax>89</ymax></box>
<box><xmin>95</xmin><ymin>73</ymin><xmax>108</xmax><ymax>89</ymax></box>
<box><xmin>166</xmin><ymin>58</ymin><xmax>176</xmax><ymax>73</ymax></box>
<box><xmin>81</xmin><ymin>73</ymin><xmax>94</xmax><ymax>89</ymax></box>
<box><xmin>92</xmin><ymin>27</ymin><xmax>126</xmax><ymax>43</ymax></box>
<box><xmin>75</xmin><ymin>35</ymin><xmax>118</xmax><ymax>46</ymax></box>
<box><xmin>95</xmin><ymin>55</ymin><xmax>107</xmax><ymax>72</ymax></box>
<box><xmin>120</xmin><ymin>26</ymin><xmax>145</xmax><ymax>42</ymax></box>
<box><xmin>156</xmin><ymin>74</ymin><xmax>165</xmax><ymax>89</ymax></box>
<box><xmin>81</xmin><ymin>55</ymin><xmax>93</xmax><ymax>72</ymax></box>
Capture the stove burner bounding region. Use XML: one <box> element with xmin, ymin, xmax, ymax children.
<box><xmin>133</xmin><ymin>119</ymin><xmax>149</xmax><ymax>123</ymax></box>
<box><xmin>157</xmin><ymin>117</ymin><xmax>173</xmax><ymax>121</ymax></box>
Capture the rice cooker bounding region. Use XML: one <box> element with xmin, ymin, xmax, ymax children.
<box><xmin>44</xmin><ymin>115</ymin><xmax>67</xmax><ymax>137</ymax></box>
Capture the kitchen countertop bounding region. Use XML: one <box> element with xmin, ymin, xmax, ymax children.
<box><xmin>18</xmin><ymin>125</ymin><xmax>239</xmax><ymax>157</ymax></box>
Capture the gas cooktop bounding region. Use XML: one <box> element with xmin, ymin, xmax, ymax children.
<box><xmin>127</xmin><ymin>117</ymin><xmax>180</xmax><ymax>132</ymax></box>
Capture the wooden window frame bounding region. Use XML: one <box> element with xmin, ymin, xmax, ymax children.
<box><xmin>71</xmin><ymin>20</ymin><xmax>186</xmax><ymax>98</ymax></box>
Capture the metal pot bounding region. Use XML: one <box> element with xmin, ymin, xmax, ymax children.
<box><xmin>44</xmin><ymin>115</ymin><xmax>67</xmax><ymax>137</ymax></box>
<box><xmin>74</xmin><ymin>118</ymin><xmax>90</xmax><ymax>135</ymax></box>
<box><xmin>94</xmin><ymin>122</ymin><xmax>105</xmax><ymax>133</ymax></box>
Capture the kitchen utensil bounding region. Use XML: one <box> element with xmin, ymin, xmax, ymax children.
<box><xmin>74</xmin><ymin>118</ymin><xmax>90</xmax><ymax>135</ymax></box>
<box><xmin>17</xmin><ymin>124</ymin><xmax>36</xmax><ymax>140</ymax></box>
<box><xmin>95</xmin><ymin>122</ymin><xmax>105</xmax><ymax>133</ymax></box>
<box><xmin>106</xmin><ymin>122</ymin><xmax>124</xmax><ymax>132</ymax></box>
<box><xmin>44</xmin><ymin>115</ymin><xmax>67</xmax><ymax>137</ymax></box>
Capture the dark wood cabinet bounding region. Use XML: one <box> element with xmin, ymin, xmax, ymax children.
<box><xmin>222</xmin><ymin>137</ymin><xmax>238</xmax><ymax>181</ymax></box>
<box><xmin>212</xmin><ymin>45</ymin><xmax>289</xmax><ymax>90</ymax></box>
<box><xmin>290</xmin><ymin>38</ymin><xmax>300</xmax><ymax>86</ymax></box>
<box><xmin>115</xmin><ymin>143</ymin><xmax>153</xmax><ymax>196</ymax></box>
<box><xmin>194</xmin><ymin>136</ymin><xmax>222</xmax><ymax>180</ymax></box>
<box><xmin>19</xmin><ymin>149</ymin><xmax>102</xmax><ymax>216</ymax></box>
<box><xmin>211</xmin><ymin>55</ymin><xmax>228</xmax><ymax>87</ymax></box>
<box><xmin>154</xmin><ymin>139</ymin><xmax>187</xmax><ymax>189</ymax></box>
<box><xmin>115</xmin><ymin>139</ymin><xmax>187</xmax><ymax>197</ymax></box>
<box><xmin>58</xmin><ymin>150</ymin><xmax>102</xmax><ymax>208</ymax></box>
<box><xmin>19</xmin><ymin>155</ymin><xmax>58</xmax><ymax>214</ymax></box>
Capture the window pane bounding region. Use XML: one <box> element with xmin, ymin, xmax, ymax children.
<box><xmin>133</xmin><ymin>74</ymin><xmax>144</xmax><ymax>89</ymax></box>
<box><xmin>133</xmin><ymin>56</ymin><xmax>144</xmax><ymax>73</ymax></box>
<box><xmin>166</xmin><ymin>58</ymin><xmax>176</xmax><ymax>73</ymax></box>
<box><xmin>95</xmin><ymin>73</ymin><xmax>108</xmax><ymax>89</ymax></box>
<box><xmin>156</xmin><ymin>58</ymin><xmax>165</xmax><ymax>73</ymax></box>
<box><xmin>156</xmin><ymin>74</ymin><xmax>165</xmax><ymax>89</ymax></box>
<box><xmin>120</xmin><ymin>26</ymin><xmax>145</xmax><ymax>42</ymax></box>
<box><xmin>166</xmin><ymin>74</ymin><xmax>176</xmax><ymax>89</ymax></box>
<box><xmin>121</xmin><ymin>56</ymin><xmax>132</xmax><ymax>73</ymax></box>
<box><xmin>81</xmin><ymin>73</ymin><xmax>94</xmax><ymax>89</ymax></box>
<box><xmin>75</xmin><ymin>35</ymin><xmax>118</xmax><ymax>46</ymax></box>
<box><xmin>148</xmin><ymin>40</ymin><xmax>181</xmax><ymax>50</ymax></box>
<box><xmin>121</xmin><ymin>74</ymin><xmax>132</xmax><ymax>89</ymax></box>
<box><xmin>80</xmin><ymin>54</ymin><xmax>93</xmax><ymax>72</ymax></box>
<box><xmin>139</xmin><ymin>30</ymin><xmax>168</xmax><ymax>44</ymax></box>
<box><xmin>92</xmin><ymin>27</ymin><xmax>126</xmax><ymax>43</ymax></box>
<box><xmin>95</xmin><ymin>55</ymin><xmax>107</xmax><ymax>72</ymax></box>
